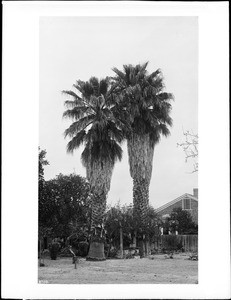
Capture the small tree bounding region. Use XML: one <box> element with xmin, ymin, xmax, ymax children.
<box><xmin>105</xmin><ymin>203</ymin><xmax>160</xmax><ymax>257</ymax></box>
<box><xmin>105</xmin><ymin>203</ymin><xmax>128</xmax><ymax>257</ymax></box>
<box><xmin>39</xmin><ymin>173</ymin><xmax>91</xmax><ymax>239</ymax></box>
<box><xmin>166</xmin><ymin>207</ymin><xmax>198</xmax><ymax>235</ymax></box>
<box><xmin>146</xmin><ymin>206</ymin><xmax>162</xmax><ymax>241</ymax></box>
<box><xmin>38</xmin><ymin>147</ymin><xmax>49</xmax><ymax>265</ymax></box>
<box><xmin>39</xmin><ymin>147</ymin><xmax>49</xmax><ymax>184</ymax></box>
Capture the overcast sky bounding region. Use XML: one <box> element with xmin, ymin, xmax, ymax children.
<box><xmin>39</xmin><ymin>16</ymin><xmax>198</xmax><ymax>209</ymax></box>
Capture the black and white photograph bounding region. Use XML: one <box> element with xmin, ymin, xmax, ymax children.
<box><xmin>2</xmin><ymin>1</ymin><xmax>229</xmax><ymax>299</ymax></box>
<box><xmin>38</xmin><ymin>16</ymin><xmax>198</xmax><ymax>284</ymax></box>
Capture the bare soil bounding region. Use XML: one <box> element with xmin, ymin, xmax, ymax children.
<box><xmin>38</xmin><ymin>253</ymin><xmax>198</xmax><ymax>284</ymax></box>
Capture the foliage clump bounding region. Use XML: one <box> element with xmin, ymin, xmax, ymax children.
<box><xmin>39</xmin><ymin>160</ymin><xmax>91</xmax><ymax>239</ymax></box>
<box><xmin>164</xmin><ymin>207</ymin><xmax>198</xmax><ymax>235</ymax></box>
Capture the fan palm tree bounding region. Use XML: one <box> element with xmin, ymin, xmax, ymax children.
<box><xmin>62</xmin><ymin>77</ymin><xmax>124</xmax><ymax>260</ymax></box>
<box><xmin>112</xmin><ymin>62</ymin><xmax>174</xmax><ymax>254</ymax></box>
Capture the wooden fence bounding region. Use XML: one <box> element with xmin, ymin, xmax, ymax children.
<box><xmin>151</xmin><ymin>235</ymin><xmax>198</xmax><ymax>252</ymax></box>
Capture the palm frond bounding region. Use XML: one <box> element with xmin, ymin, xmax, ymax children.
<box><xmin>157</xmin><ymin>123</ymin><xmax>171</xmax><ymax>137</ymax></box>
<box><xmin>139</xmin><ymin>61</ymin><xmax>149</xmax><ymax>73</ymax></box>
<box><xmin>151</xmin><ymin>76</ymin><xmax>165</xmax><ymax>91</ymax></box>
<box><xmin>64</xmin><ymin>100</ymin><xmax>79</xmax><ymax>108</ymax></box>
<box><xmin>109</xmin><ymin>140</ymin><xmax>123</xmax><ymax>162</ymax></box>
<box><xmin>123</xmin><ymin>64</ymin><xmax>134</xmax><ymax>76</ymax></box>
<box><xmin>81</xmin><ymin>143</ymin><xmax>91</xmax><ymax>167</ymax></box>
<box><xmin>62</xmin><ymin>90</ymin><xmax>81</xmax><ymax>100</ymax></box>
<box><xmin>64</xmin><ymin>115</ymin><xmax>95</xmax><ymax>137</ymax></box>
<box><xmin>157</xmin><ymin>92</ymin><xmax>174</xmax><ymax>102</ymax></box>
<box><xmin>63</xmin><ymin>106</ymin><xmax>92</xmax><ymax>120</ymax></box>
<box><xmin>107</xmin><ymin>121</ymin><xmax>124</xmax><ymax>143</ymax></box>
<box><xmin>73</xmin><ymin>80</ymin><xmax>88</xmax><ymax>94</ymax></box>
<box><xmin>99</xmin><ymin>78</ymin><xmax>109</xmax><ymax>96</ymax></box>
<box><xmin>112</xmin><ymin>67</ymin><xmax>126</xmax><ymax>81</ymax></box>
<box><xmin>160</xmin><ymin>112</ymin><xmax>173</xmax><ymax>127</ymax></box>
<box><xmin>89</xmin><ymin>77</ymin><xmax>100</xmax><ymax>96</ymax></box>
<box><xmin>66</xmin><ymin>130</ymin><xmax>86</xmax><ymax>153</ymax></box>
<box><xmin>149</xmin><ymin>123</ymin><xmax>171</xmax><ymax>146</ymax></box>
<box><xmin>147</xmin><ymin>68</ymin><xmax>162</xmax><ymax>81</ymax></box>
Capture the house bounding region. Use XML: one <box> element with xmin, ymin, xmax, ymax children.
<box><xmin>155</xmin><ymin>188</ymin><xmax>198</xmax><ymax>224</ymax></box>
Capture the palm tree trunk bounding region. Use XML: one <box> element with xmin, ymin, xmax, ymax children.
<box><xmin>39</xmin><ymin>239</ymin><xmax>42</xmax><ymax>266</ymax></box>
<box><xmin>87</xmin><ymin>192</ymin><xmax>106</xmax><ymax>261</ymax></box>
<box><xmin>138</xmin><ymin>238</ymin><xmax>145</xmax><ymax>258</ymax></box>
<box><xmin>133</xmin><ymin>179</ymin><xmax>150</xmax><ymax>257</ymax></box>
<box><xmin>133</xmin><ymin>231</ymin><xmax>137</xmax><ymax>247</ymax></box>
<box><xmin>133</xmin><ymin>179</ymin><xmax>149</xmax><ymax>257</ymax></box>
<box><xmin>91</xmin><ymin>191</ymin><xmax>107</xmax><ymax>227</ymax></box>
<box><xmin>133</xmin><ymin>177</ymin><xmax>149</xmax><ymax>229</ymax></box>
<box><xmin>118</xmin><ymin>226</ymin><xmax>123</xmax><ymax>258</ymax></box>
<box><xmin>86</xmin><ymin>159</ymin><xmax>114</xmax><ymax>261</ymax></box>
<box><xmin>87</xmin><ymin>241</ymin><xmax>105</xmax><ymax>261</ymax></box>
<box><xmin>145</xmin><ymin>236</ymin><xmax>150</xmax><ymax>256</ymax></box>
<box><xmin>127</xmin><ymin>133</ymin><xmax>154</xmax><ymax>186</ymax></box>
<box><xmin>127</xmin><ymin>133</ymin><xmax>154</xmax><ymax>257</ymax></box>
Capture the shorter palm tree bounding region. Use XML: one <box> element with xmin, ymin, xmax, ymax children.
<box><xmin>63</xmin><ymin>77</ymin><xmax>124</xmax><ymax>260</ymax></box>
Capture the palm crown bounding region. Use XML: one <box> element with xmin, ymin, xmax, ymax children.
<box><xmin>63</xmin><ymin>77</ymin><xmax>123</xmax><ymax>168</ymax></box>
<box><xmin>112</xmin><ymin>62</ymin><xmax>173</xmax><ymax>147</ymax></box>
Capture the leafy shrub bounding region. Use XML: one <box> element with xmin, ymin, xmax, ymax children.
<box><xmin>107</xmin><ymin>247</ymin><xmax>118</xmax><ymax>258</ymax></box>
<box><xmin>162</xmin><ymin>235</ymin><xmax>178</xmax><ymax>252</ymax></box>
<box><xmin>125</xmin><ymin>253</ymin><xmax>134</xmax><ymax>259</ymax></box>
<box><xmin>59</xmin><ymin>246</ymin><xmax>75</xmax><ymax>257</ymax></box>
<box><xmin>49</xmin><ymin>242</ymin><xmax>60</xmax><ymax>260</ymax></box>
<box><xmin>78</xmin><ymin>241</ymin><xmax>89</xmax><ymax>257</ymax></box>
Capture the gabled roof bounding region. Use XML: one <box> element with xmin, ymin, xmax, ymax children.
<box><xmin>155</xmin><ymin>193</ymin><xmax>198</xmax><ymax>213</ymax></box>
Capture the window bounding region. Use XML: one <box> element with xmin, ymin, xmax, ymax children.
<box><xmin>183</xmin><ymin>198</ymin><xmax>191</xmax><ymax>210</ymax></box>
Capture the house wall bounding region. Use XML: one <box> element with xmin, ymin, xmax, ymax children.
<box><xmin>157</xmin><ymin>198</ymin><xmax>198</xmax><ymax>224</ymax></box>
<box><xmin>193</xmin><ymin>188</ymin><xmax>198</xmax><ymax>198</ymax></box>
<box><xmin>157</xmin><ymin>200</ymin><xmax>183</xmax><ymax>217</ymax></box>
<box><xmin>190</xmin><ymin>199</ymin><xmax>198</xmax><ymax>224</ymax></box>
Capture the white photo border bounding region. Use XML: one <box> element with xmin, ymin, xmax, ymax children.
<box><xmin>2</xmin><ymin>1</ymin><xmax>230</xmax><ymax>299</ymax></box>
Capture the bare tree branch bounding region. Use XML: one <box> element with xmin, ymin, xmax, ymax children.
<box><xmin>177</xmin><ymin>130</ymin><xmax>198</xmax><ymax>173</ymax></box>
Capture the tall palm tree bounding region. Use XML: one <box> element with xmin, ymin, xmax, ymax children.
<box><xmin>62</xmin><ymin>77</ymin><xmax>124</xmax><ymax>260</ymax></box>
<box><xmin>112</xmin><ymin>62</ymin><xmax>174</xmax><ymax>253</ymax></box>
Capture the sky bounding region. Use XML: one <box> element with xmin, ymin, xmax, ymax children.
<box><xmin>39</xmin><ymin>16</ymin><xmax>198</xmax><ymax>209</ymax></box>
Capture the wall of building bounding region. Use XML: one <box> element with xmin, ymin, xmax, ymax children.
<box><xmin>157</xmin><ymin>198</ymin><xmax>198</xmax><ymax>224</ymax></box>
<box><xmin>190</xmin><ymin>199</ymin><xmax>198</xmax><ymax>224</ymax></box>
<box><xmin>157</xmin><ymin>200</ymin><xmax>183</xmax><ymax>217</ymax></box>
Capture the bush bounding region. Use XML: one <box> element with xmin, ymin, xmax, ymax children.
<box><xmin>125</xmin><ymin>253</ymin><xmax>134</xmax><ymax>259</ymax></box>
<box><xmin>162</xmin><ymin>235</ymin><xmax>178</xmax><ymax>252</ymax></box>
<box><xmin>78</xmin><ymin>241</ymin><xmax>89</xmax><ymax>257</ymax></box>
<box><xmin>49</xmin><ymin>242</ymin><xmax>60</xmax><ymax>260</ymax></box>
<box><xmin>107</xmin><ymin>246</ymin><xmax>118</xmax><ymax>258</ymax></box>
<box><xmin>59</xmin><ymin>246</ymin><xmax>75</xmax><ymax>257</ymax></box>
<box><xmin>176</xmin><ymin>240</ymin><xmax>184</xmax><ymax>251</ymax></box>
<box><xmin>42</xmin><ymin>249</ymin><xmax>50</xmax><ymax>258</ymax></box>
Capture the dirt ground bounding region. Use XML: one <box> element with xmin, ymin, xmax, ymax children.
<box><xmin>38</xmin><ymin>253</ymin><xmax>198</xmax><ymax>284</ymax></box>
